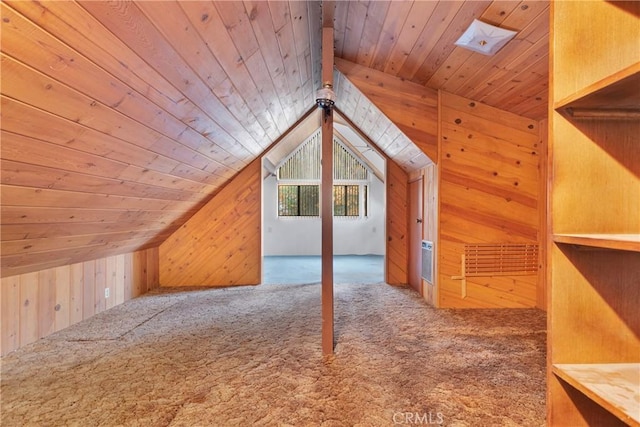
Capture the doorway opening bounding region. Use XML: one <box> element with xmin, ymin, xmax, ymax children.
<box><xmin>261</xmin><ymin>122</ymin><xmax>386</xmax><ymax>286</ymax></box>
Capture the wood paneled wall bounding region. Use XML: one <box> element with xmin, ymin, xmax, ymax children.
<box><xmin>336</xmin><ymin>58</ymin><xmax>439</xmax><ymax>163</ymax></box>
<box><xmin>438</xmin><ymin>92</ymin><xmax>543</xmax><ymax>308</ymax></box>
<box><xmin>340</xmin><ymin>61</ymin><xmax>545</xmax><ymax>302</ymax></box>
<box><xmin>1</xmin><ymin>2</ymin><xmax>239</xmax><ymax>278</ymax></box>
<box><xmin>0</xmin><ymin>1</ymin><xmax>324</xmax><ymax>278</ymax></box>
<box><xmin>386</xmin><ymin>161</ymin><xmax>409</xmax><ymax>285</ymax></box>
<box><xmin>332</xmin><ymin>1</ymin><xmax>549</xmax><ymax>121</ymax></box>
<box><xmin>421</xmin><ymin>163</ymin><xmax>439</xmax><ymax>307</ymax></box>
<box><xmin>159</xmin><ymin>159</ymin><xmax>262</xmax><ymax>287</ymax></box>
<box><xmin>0</xmin><ymin>248</ymin><xmax>159</xmax><ymax>356</ymax></box>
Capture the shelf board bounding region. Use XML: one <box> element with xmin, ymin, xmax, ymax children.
<box><xmin>554</xmin><ymin>63</ymin><xmax>640</xmax><ymax>118</ymax></box>
<box><xmin>553</xmin><ymin>234</ymin><xmax>640</xmax><ymax>252</ymax></box>
<box><xmin>553</xmin><ymin>363</ymin><xmax>640</xmax><ymax>427</ymax></box>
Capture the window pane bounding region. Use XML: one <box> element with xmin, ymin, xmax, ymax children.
<box><xmin>333</xmin><ymin>185</ymin><xmax>359</xmax><ymax>216</ymax></box>
<box><xmin>346</xmin><ymin>185</ymin><xmax>359</xmax><ymax>216</ymax></box>
<box><xmin>278</xmin><ymin>185</ymin><xmax>298</xmax><ymax>216</ymax></box>
<box><xmin>363</xmin><ymin>185</ymin><xmax>368</xmax><ymax>217</ymax></box>
<box><xmin>299</xmin><ymin>185</ymin><xmax>319</xmax><ymax>216</ymax></box>
<box><xmin>278</xmin><ymin>185</ymin><xmax>319</xmax><ymax>216</ymax></box>
<box><xmin>333</xmin><ymin>185</ymin><xmax>345</xmax><ymax>216</ymax></box>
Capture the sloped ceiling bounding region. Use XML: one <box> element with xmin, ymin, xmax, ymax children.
<box><xmin>0</xmin><ymin>1</ymin><xmax>549</xmax><ymax>276</ymax></box>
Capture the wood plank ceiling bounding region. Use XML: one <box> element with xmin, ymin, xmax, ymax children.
<box><xmin>0</xmin><ymin>1</ymin><xmax>549</xmax><ymax>277</ymax></box>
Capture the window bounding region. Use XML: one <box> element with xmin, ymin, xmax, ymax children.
<box><xmin>277</xmin><ymin>184</ymin><xmax>367</xmax><ymax>217</ymax></box>
<box><xmin>278</xmin><ymin>185</ymin><xmax>319</xmax><ymax>216</ymax></box>
<box><xmin>333</xmin><ymin>185</ymin><xmax>359</xmax><ymax>216</ymax></box>
<box><xmin>276</xmin><ymin>131</ymin><xmax>371</xmax><ymax>218</ymax></box>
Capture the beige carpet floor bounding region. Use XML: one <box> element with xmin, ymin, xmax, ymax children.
<box><xmin>1</xmin><ymin>282</ymin><xmax>546</xmax><ymax>426</ymax></box>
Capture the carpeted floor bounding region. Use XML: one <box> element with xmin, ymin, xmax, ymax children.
<box><xmin>0</xmin><ymin>282</ymin><xmax>546</xmax><ymax>426</ymax></box>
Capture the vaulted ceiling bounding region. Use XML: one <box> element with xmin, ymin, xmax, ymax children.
<box><xmin>0</xmin><ymin>1</ymin><xmax>549</xmax><ymax>276</ymax></box>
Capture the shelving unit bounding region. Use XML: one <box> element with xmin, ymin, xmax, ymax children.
<box><xmin>553</xmin><ymin>364</ymin><xmax>640</xmax><ymax>426</ymax></box>
<box><xmin>553</xmin><ymin>234</ymin><xmax>640</xmax><ymax>252</ymax></box>
<box><xmin>548</xmin><ymin>1</ymin><xmax>640</xmax><ymax>426</ymax></box>
<box><xmin>555</xmin><ymin>65</ymin><xmax>640</xmax><ymax>119</ymax></box>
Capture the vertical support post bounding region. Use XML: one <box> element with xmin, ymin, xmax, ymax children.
<box><xmin>321</xmin><ymin>26</ymin><xmax>334</xmax><ymax>356</ymax></box>
<box><xmin>321</xmin><ymin>108</ymin><xmax>334</xmax><ymax>355</ymax></box>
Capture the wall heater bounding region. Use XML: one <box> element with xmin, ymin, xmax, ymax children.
<box><xmin>421</xmin><ymin>240</ymin><xmax>434</xmax><ymax>285</ymax></box>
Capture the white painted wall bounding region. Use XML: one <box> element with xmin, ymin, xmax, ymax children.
<box><xmin>262</xmin><ymin>174</ymin><xmax>385</xmax><ymax>256</ymax></box>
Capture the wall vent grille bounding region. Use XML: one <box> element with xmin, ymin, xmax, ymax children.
<box><xmin>464</xmin><ymin>243</ymin><xmax>538</xmax><ymax>276</ymax></box>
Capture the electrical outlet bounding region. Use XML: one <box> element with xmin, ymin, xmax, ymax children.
<box><xmin>105</xmin><ymin>288</ymin><xmax>110</xmax><ymax>299</ymax></box>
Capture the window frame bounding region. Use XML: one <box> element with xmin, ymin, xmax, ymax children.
<box><xmin>277</xmin><ymin>182</ymin><xmax>369</xmax><ymax>219</ymax></box>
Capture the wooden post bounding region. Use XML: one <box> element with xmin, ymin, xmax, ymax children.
<box><xmin>451</xmin><ymin>253</ymin><xmax>467</xmax><ymax>299</ymax></box>
<box><xmin>321</xmin><ymin>26</ymin><xmax>334</xmax><ymax>356</ymax></box>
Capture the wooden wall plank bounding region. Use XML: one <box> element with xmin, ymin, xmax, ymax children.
<box><xmin>324</xmin><ymin>0</ymin><xmax>550</xmax><ymax>120</ymax></box>
<box><xmin>379</xmin><ymin>1</ymin><xmax>433</xmax><ymax>73</ymax></box>
<box><xmin>124</xmin><ymin>254</ymin><xmax>133</xmax><ymax>301</ymax></box>
<box><xmin>437</xmin><ymin>91</ymin><xmax>543</xmax><ymax>308</ymax></box>
<box><xmin>410</xmin><ymin>1</ymin><xmax>493</xmax><ymax>86</ymax></box>
<box><xmin>0</xmin><ymin>185</ymin><xmax>203</xmax><ymax>213</ymax></box>
<box><xmin>37</xmin><ymin>269</ymin><xmax>56</xmax><ymax>338</ymax></box>
<box><xmin>82</xmin><ymin>261</ymin><xmax>95</xmax><ymax>319</ymax></box>
<box><xmin>94</xmin><ymin>258</ymin><xmax>106</xmax><ymax>314</ymax></box>
<box><xmin>132</xmin><ymin>251</ymin><xmax>145</xmax><ymax>298</ymax></box>
<box><xmin>146</xmin><ymin>248</ymin><xmax>160</xmax><ymax>292</ymax></box>
<box><xmin>0</xmin><ymin>248</ymin><xmax>159</xmax><ymax>356</ymax></box>
<box><xmin>1</xmin><ymin>131</ymin><xmax>219</xmax><ymax>195</ymax></box>
<box><xmin>7</xmin><ymin>0</ymin><xmax>254</xmax><ymax>166</ymax></box>
<box><xmin>340</xmin><ymin>1</ymin><xmax>368</xmax><ymax>63</ymax></box>
<box><xmin>354</xmin><ymin>1</ymin><xmax>392</xmax><ymax>69</ymax></box>
<box><xmin>160</xmin><ymin>159</ymin><xmax>262</xmax><ymax>287</ymax></box>
<box><xmin>427</xmin><ymin>1</ymin><xmax>519</xmax><ymax>90</ymax></box>
<box><xmin>245</xmin><ymin>0</ymin><xmax>295</xmax><ymax>126</ymax></box>
<box><xmin>386</xmin><ymin>160</ymin><xmax>409</xmax><ymax>285</ymax></box>
<box><xmin>0</xmin><ymin>161</ymin><xmax>201</xmax><ymax>204</ymax></box>
<box><xmin>336</xmin><ymin>58</ymin><xmax>439</xmax><ymax>163</ymax></box>
<box><xmin>54</xmin><ymin>266</ymin><xmax>71</xmax><ymax>332</ymax></box>
<box><xmin>0</xmin><ymin>2</ymin><xmax>240</xmax><ymax>174</ymax></box>
<box><xmin>1</xmin><ymin>237</ymin><xmax>167</xmax><ymax>278</ymax></box>
<box><xmin>214</xmin><ymin>0</ymin><xmax>283</xmax><ymax>139</ymax></box>
<box><xmin>395</xmin><ymin>1</ymin><xmax>464</xmax><ymax>81</ymax></box>
<box><xmin>143</xmin><ymin>1</ymin><xmax>274</xmax><ymax>146</ymax></box>
<box><xmin>1</xmin><ymin>275</ymin><xmax>20</xmax><ymax>354</ymax></box>
<box><xmin>68</xmin><ymin>263</ymin><xmax>84</xmax><ymax>325</ymax></box>
<box><xmin>448</xmin><ymin>2</ymin><xmax>549</xmax><ymax>98</ymax></box>
<box><xmin>2</xmin><ymin>229</ymin><xmax>170</xmax><ymax>257</ymax></box>
<box><xmin>114</xmin><ymin>255</ymin><xmax>125</xmax><ymax>306</ymax></box>
<box><xmin>79</xmin><ymin>0</ymin><xmax>263</xmax><ymax>157</ymax></box>
<box><xmin>421</xmin><ymin>163</ymin><xmax>438</xmax><ymax>306</ymax></box>
<box><xmin>1</xmin><ymin>55</ymin><xmax>211</xmax><ymax>172</ymax></box>
<box><xmin>2</xmin><ymin>205</ymin><xmax>190</xmax><ymax>229</ymax></box>
<box><xmin>104</xmin><ymin>256</ymin><xmax>118</xmax><ymax>310</ymax></box>
<box><xmin>19</xmin><ymin>272</ymin><xmax>39</xmax><ymax>347</ymax></box>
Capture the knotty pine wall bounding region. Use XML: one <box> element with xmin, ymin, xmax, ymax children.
<box><xmin>386</xmin><ymin>161</ymin><xmax>409</xmax><ymax>286</ymax></box>
<box><xmin>316</xmin><ymin>59</ymin><xmax>546</xmax><ymax>308</ymax></box>
<box><xmin>337</xmin><ymin>60</ymin><xmax>546</xmax><ymax>305</ymax></box>
<box><xmin>159</xmin><ymin>152</ymin><xmax>409</xmax><ymax>287</ymax></box>
<box><xmin>159</xmin><ymin>159</ymin><xmax>262</xmax><ymax>287</ymax></box>
<box><xmin>335</xmin><ymin>58</ymin><xmax>438</xmax><ymax>163</ymax></box>
<box><xmin>1</xmin><ymin>248</ymin><xmax>159</xmax><ymax>356</ymax></box>
<box><xmin>420</xmin><ymin>163</ymin><xmax>439</xmax><ymax>307</ymax></box>
<box><xmin>437</xmin><ymin>92</ymin><xmax>543</xmax><ymax>308</ymax></box>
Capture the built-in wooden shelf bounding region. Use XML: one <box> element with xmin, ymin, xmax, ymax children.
<box><xmin>553</xmin><ymin>234</ymin><xmax>640</xmax><ymax>252</ymax></box>
<box><xmin>549</xmin><ymin>3</ymin><xmax>640</xmax><ymax>425</ymax></box>
<box><xmin>553</xmin><ymin>363</ymin><xmax>640</xmax><ymax>427</ymax></box>
<box><xmin>554</xmin><ymin>64</ymin><xmax>640</xmax><ymax>119</ymax></box>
